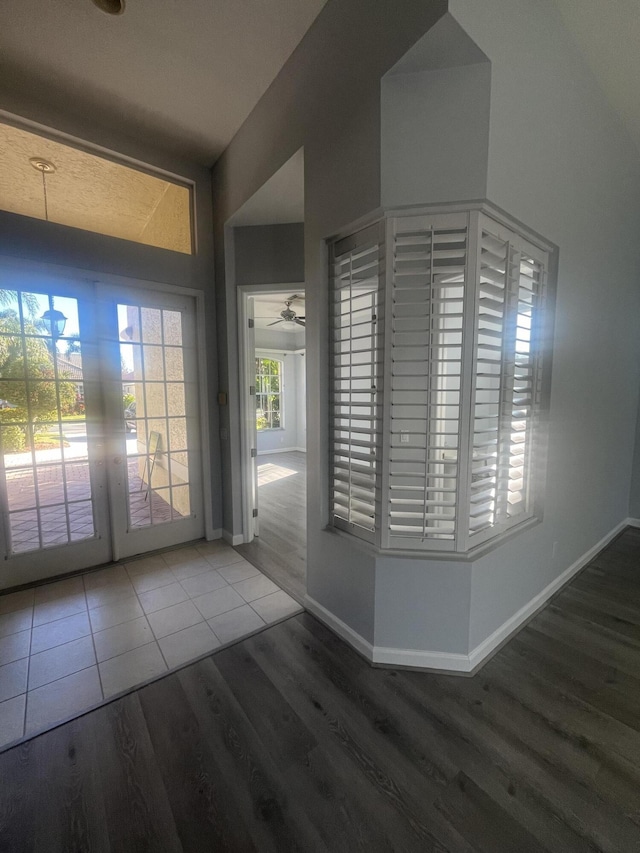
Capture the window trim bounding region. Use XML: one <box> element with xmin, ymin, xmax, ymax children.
<box><xmin>0</xmin><ymin>111</ymin><xmax>196</xmax><ymax>255</ymax></box>
<box><xmin>255</xmin><ymin>355</ymin><xmax>284</xmax><ymax>432</ymax></box>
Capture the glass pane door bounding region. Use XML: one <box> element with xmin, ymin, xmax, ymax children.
<box><xmin>99</xmin><ymin>286</ymin><xmax>203</xmax><ymax>559</ymax></box>
<box><xmin>0</xmin><ymin>282</ymin><xmax>111</xmax><ymax>589</ymax></box>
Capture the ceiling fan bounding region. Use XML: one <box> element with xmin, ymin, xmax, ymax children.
<box><xmin>268</xmin><ymin>296</ymin><xmax>305</xmax><ymax>328</ymax></box>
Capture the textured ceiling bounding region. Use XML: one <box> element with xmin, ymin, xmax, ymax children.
<box><xmin>0</xmin><ymin>0</ymin><xmax>328</xmax><ymax>164</ymax></box>
<box><xmin>0</xmin><ymin>122</ymin><xmax>192</xmax><ymax>252</ymax></box>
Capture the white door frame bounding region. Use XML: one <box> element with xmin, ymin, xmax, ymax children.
<box><xmin>0</xmin><ymin>264</ymin><xmax>113</xmax><ymax>587</ymax></box>
<box><xmin>96</xmin><ymin>282</ymin><xmax>207</xmax><ymax>560</ymax></box>
<box><xmin>237</xmin><ymin>284</ymin><xmax>305</xmax><ymax>544</ymax></box>
<box><xmin>88</xmin><ymin>272</ymin><xmax>215</xmax><ymax>547</ymax></box>
<box><xmin>0</xmin><ymin>254</ymin><xmax>215</xmax><ymax>587</ymax></box>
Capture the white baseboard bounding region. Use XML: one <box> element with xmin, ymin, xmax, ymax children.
<box><xmin>305</xmin><ymin>594</ymin><xmax>472</xmax><ymax>671</ymax></box>
<box><xmin>257</xmin><ymin>447</ymin><xmax>306</xmax><ymax>456</ymax></box>
<box><xmin>304</xmin><ymin>595</ymin><xmax>374</xmax><ymax>661</ymax></box>
<box><xmin>373</xmin><ymin>645</ymin><xmax>472</xmax><ymax>672</ymax></box>
<box><xmin>206</xmin><ymin>528</ymin><xmax>223</xmax><ymax>541</ymax></box>
<box><xmin>467</xmin><ymin>517</ymin><xmax>629</xmax><ymax>670</ymax></box>
<box><xmin>306</xmin><ymin>518</ymin><xmax>632</xmax><ymax>674</ymax></box>
<box><xmin>222</xmin><ymin>530</ymin><xmax>245</xmax><ymax>546</ymax></box>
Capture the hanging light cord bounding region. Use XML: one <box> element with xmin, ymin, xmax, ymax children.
<box><xmin>41</xmin><ymin>168</ymin><xmax>49</xmax><ymax>221</ymax></box>
<box><xmin>29</xmin><ymin>158</ymin><xmax>55</xmax><ymax>222</ymax></box>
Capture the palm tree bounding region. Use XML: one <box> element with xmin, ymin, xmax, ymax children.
<box><xmin>0</xmin><ymin>290</ymin><xmax>39</xmax><ymax>319</ymax></box>
<box><xmin>63</xmin><ymin>335</ymin><xmax>81</xmax><ymax>356</ymax></box>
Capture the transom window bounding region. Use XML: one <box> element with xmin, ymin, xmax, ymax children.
<box><xmin>256</xmin><ymin>357</ymin><xmax>283</xmax><ymax>431</ymax></box>
<box><xmin>0</xmin><ymin>121</ymin><xmax>193</xmax><ymax>254</ymax></box>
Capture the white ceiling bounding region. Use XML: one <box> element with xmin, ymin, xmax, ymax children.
<box><xmin>0</xmin><ymin>0</ymin><xmax>328</xmax><ymax>164</ymax></box>
<box><xmin>252</xmin><ymin>292</ymin><xmax>305</xmax><ymax>332</ymax></box>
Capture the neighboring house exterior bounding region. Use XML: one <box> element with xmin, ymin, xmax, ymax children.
<box><xmin>56</xmin><ymin>355</ymin><xmax>84</xmax><ymax>406</ymax></box>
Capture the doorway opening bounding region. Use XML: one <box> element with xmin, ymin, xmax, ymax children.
<box><xmin>227</xmin><ymin>146</ymin><xmax>306</xmax><ymax>602</ymax></box>
<box><xmin>237</xmin><ymin>288</ymin><xmax>306</xmax><ymax>601</ymax></box>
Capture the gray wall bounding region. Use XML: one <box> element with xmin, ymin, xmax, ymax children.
<box><xmin>375</xmin><ymin>556</ymin><xmax>471</xmax><ymax>654</ymax></box>
<box><xmin>214</xmin><ymin>0</ymin><xmax>640</xmax><ymax>662</ymax></box>
<box><xmin>234</xmin><ymin>224</ymin><xmax>304</xmax><ymax>285</ymax></box>
<box><xmin>381</xmin><ymin>61</ymin><xmax>490</xmax><ymax>207</ymax></box>
<box><xmin>448</xmin><ymin>0</ymin><xmax>640</xmax><ymax>650</ymax></box>
<box><xmin>213</xmin><ymin>0</ymin><xmax>448</xmax><ymax>633</ymax></box>
<box><xmin>631</xmin><ymin>395</ymin><xmax>640</xmax><ymax>517</ymax></box>
<box><xmin>0</xmin><ymin>93</ymin><xmax>222</xmax><ymax>532</ymax></box>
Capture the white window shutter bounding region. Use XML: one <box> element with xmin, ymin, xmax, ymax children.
<box><xmin>330</xmin><ymin>223</ymin><xmax>384</xmax><ymax>543</ymax></box>
<box><xmin>468</xmin><ymin>214</ymin><xmax>547</xmax><ymax>545</ymax></box>
<box><xmin>329</xmin><ymin>206</ymin><xmax>550</xmax><ymax>555</ymax></box>
<box><xmin>385</xmin><ymin>213</ymin><xmax>469</xmax><ymax>550</ymax></box>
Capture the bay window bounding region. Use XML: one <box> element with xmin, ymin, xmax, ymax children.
<box><xmin>330</xmin><ymin>204</ymin><xmax>553</xmax><ymax>554</ymax></box>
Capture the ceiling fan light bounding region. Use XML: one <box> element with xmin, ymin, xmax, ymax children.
<box><xmin>92</xmin><ymin>0</ymin><xmax>126</xmax><ymax>15</ymax></box>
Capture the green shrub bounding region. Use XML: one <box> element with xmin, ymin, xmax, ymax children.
<box><xmin>0</xmin><ymin>424</ymin><xmax>25</xmax><ymax>452</ymax></box>
<box><xmin>0</xmin><ymin>408</ymin><xmax>26</xmax><ymax>452</ymax></box>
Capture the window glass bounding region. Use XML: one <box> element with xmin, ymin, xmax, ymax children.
<box><xmin>255</xmin><ymin>357</ymin><xmax>283</xmax><ymax>430</ymax></box>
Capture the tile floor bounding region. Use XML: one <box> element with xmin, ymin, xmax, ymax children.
<box><xmin>0</xmin><ymin>540</ymin><xmax>302</xmax><ymax>750</ymax></box>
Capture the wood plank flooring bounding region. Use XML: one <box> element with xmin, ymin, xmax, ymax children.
<box><xmin>236</xmin><ymin>450</ymin><xmax>306</xmax><ymax>602</ymax></box>
<box><xmin>2</xmin><ymin>526</ymin><xmax>640</xmax><ymax>851</ymax></box>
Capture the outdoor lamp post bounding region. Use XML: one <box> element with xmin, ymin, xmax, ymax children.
<box><xmin>41</xmin><ymin>308</ymin><xmax>67</xmax><ymax>341</ymax></box>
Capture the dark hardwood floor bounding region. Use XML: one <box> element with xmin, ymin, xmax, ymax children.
<box><xmin>2</xmin><ymin>526</ymin><xmax>640</xmax><ymax>851</ymax></box>
<box><xmin>236</xmin><ymin>450</ymin><xmax>306</xmax><ymax>602</ymax></box>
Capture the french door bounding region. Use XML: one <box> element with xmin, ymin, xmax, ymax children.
<box><xmin>0</xmin><ymin>268</ymin><xmax>204</xmax><ymax>590</ymax></box>
<box><xmin>97</xmin><ymin>284</ymin><xmax>204</xmax><ymax>561</ymax></box>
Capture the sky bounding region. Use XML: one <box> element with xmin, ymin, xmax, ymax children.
<box><xmin>0</xmin><ymin>291</ymin><xmax>135</xmax><ymax>370</ymax></box>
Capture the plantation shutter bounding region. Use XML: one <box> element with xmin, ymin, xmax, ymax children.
<box><xmin>330</xmin><ymin>223</ymin><xmax>384</xmax><ymax>543</ymax></box>
<box><xmin>329</xmin><ymin>205</ymin><xmax>551</xmax><ymax>554</ymax></box>
<box><xmin>469</xmin><ymin>214</ymin><xmax>547</xmax><ymax>543</ymax></box>
<box><xmin>385</xmin><ymin>213</ymin><xmax>468</xmax><ymax>551</ymax></box>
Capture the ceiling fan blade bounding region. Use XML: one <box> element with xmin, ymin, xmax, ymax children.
<box><xmin>297</xmin><ymin>316</ymin><xmax>305</xmax><ymax>320</ymax></box>
<box><xmin>267</xmin><ymin>319</ymin><xmax>284</xmax><ymax>327</ymax></box>
<box><xmin>295</xmin><ymin>318</ymin><xmax>306</xmax><ymax>327</ymax></box>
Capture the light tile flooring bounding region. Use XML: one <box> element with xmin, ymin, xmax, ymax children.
<box><xmin>0</xmin><ymin>540</ymin><xmax>302</xmax><ymax>750</ymax></box>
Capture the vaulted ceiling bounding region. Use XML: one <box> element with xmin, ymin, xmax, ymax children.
<box><xmin>0</xmin><ymin>0</ymin><xmax>328</xmax><ymax>165</ymax></box>
<box><xmin>0</xmin><ymin>0</ymin><xmax>638</xmax><ymax>169</ymax></box>
<box><xmin>554</xmin><ymin>0</ymin><xmax>640</xmax><ymax>153</ymax></box>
